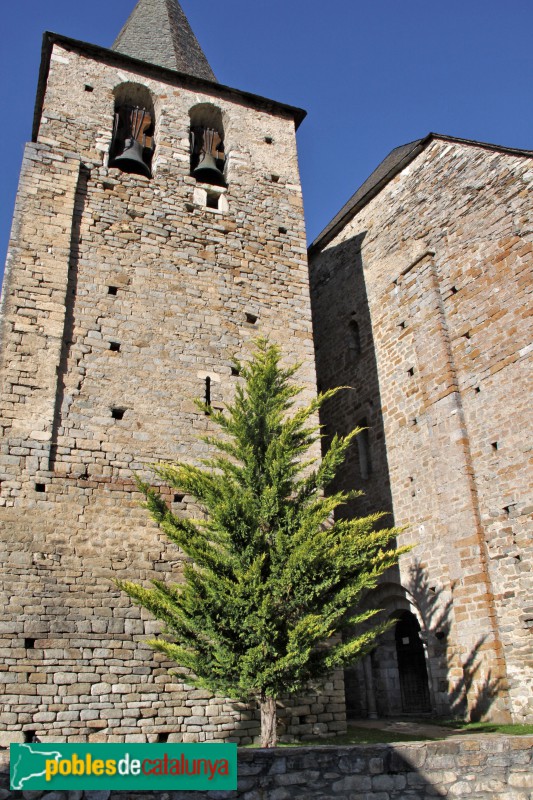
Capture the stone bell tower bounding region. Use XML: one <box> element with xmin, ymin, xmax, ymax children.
<box><xmin>0</xmin><ymin>0</ymin><xmax>338</xmax><ymax>744</ymax></box>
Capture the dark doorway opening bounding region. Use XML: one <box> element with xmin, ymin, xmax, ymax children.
<box><xmin>395</xmin><ymin>611</ymin><xmax>431</xmax><ymax>713</ymax></box>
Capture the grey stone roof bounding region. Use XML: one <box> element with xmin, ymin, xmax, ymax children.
<box><xmin>112</xmin><ymin>0</ymin><xmax>217</xmax><ymax>81</ymax></box>
<box><xmin>309</xmin><ymin>133</ymin><xmax>533</xmax><ymax>253</ymax></box>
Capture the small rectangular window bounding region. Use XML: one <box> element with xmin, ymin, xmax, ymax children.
<box><xmin>206</xmin><ymin>191</ymin><xmax>219</xmax><ymax>210</ymax></box>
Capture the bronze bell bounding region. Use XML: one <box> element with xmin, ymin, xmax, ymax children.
<box><xmin>193</xmin><ymin>152</ymin><xmax>225</xmax><ymax>186</ymax></box>
<box><xmin>112</xmin><ymin>137</ymin><xmax>152</xmax><ymax>178</ymax></box>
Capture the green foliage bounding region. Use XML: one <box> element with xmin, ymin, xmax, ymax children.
<box><xmin>118</xmin><ymin>339</ymin><xmax>409</xmax><ymax>703</ymax></box>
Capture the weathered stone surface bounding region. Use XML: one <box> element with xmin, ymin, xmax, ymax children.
<box><xmin>0</xmin><ymin>18</ymin><xmax>333</xmax><ymax>744</ymax></box>
<box><xmin>309</xmin><ymin>136</ymin><xmax>533</xmax><ymax>723</ymax></box>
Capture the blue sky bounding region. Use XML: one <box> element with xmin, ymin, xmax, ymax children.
<box><xmin>1</xmin><ymin>0</ymin><xmax>532</xmax><ymax>281</ymax></box>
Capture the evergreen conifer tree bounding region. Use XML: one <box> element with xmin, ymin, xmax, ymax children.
<box><xmin>118</xmin><ymin>340</ymin><xmax>408</xmax><ymax>747</ymax></box>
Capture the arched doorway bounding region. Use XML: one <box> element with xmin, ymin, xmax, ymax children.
<box><xmin>395</xmin><ymin>611</ymin><xmax>431</xmax><ymax>713</ymax></box>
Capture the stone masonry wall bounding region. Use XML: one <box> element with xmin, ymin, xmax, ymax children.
<box><xmin>0</xmin><ymin>42</ymin><xmax>344</xmax><ymax>744</ymax></box>
<box><xmin>1</xmin><ymin>735</ymin><xmax>532</xmax><ymax>799</ymax></box>
<box><xmin>309</xmin><ymin>140</ymin><xmax>533</xmax><ymax>722</ymax></box>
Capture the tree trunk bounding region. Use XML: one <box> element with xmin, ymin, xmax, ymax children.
<box><xmin>260</xmin><ymin>695</ymin><xmax>277</xmax><ymax>748</ymax></box>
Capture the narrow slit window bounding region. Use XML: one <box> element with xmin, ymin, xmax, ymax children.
<box><xmin>349</xmin><ymin>320</ymin><xmax>361</xmax><ymax>355</ymax></box>
<box><xmin>205</xmin><ymin>376</ymin><xmax>212</xmax><ymax>414</ymax></box>
<box><xmin>357</xmin><ymin>419</ymin><xmax>372</xmax><ymax>480</ymax></box>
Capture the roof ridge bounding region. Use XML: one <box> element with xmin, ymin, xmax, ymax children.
<box><xmin>112</xmin><ymin>0</ymin><xmax>216</xmax><ymax>82</ymax></box>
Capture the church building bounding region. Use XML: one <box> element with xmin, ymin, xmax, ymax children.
<box><xmin>0</xmin><ymin>0</ymin><xmax>531</xmax><ymax>745</ymax></box>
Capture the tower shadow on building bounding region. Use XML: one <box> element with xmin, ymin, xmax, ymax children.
<box><xmin>310</xmin><ymin>231</ymin><xmax>394</xmax><ymax>525</ymax></box>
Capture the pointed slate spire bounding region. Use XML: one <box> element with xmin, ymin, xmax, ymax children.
<box><xmin>112</xmin><ymin>0</ymin><xmax>217</xmax><ymax>81</ymax></box>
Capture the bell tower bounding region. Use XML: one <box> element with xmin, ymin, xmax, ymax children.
<box><xmin>0</xmin><ymin>1</ymin><xmax>342</xmax><ymax>744</ymax></box>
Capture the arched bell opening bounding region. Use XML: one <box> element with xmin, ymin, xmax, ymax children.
<box><xmin>394</xmin><ymin>610</ymin><xmax>431</xmax><ymax>714</ymax></box>
<box><xmin>189</xmin><ymin>103</ymin><xmax>226</xmax><ymax>187</ymax></box>
<box><xmin>109</xmin><ymin>83</ymin><xmax>155</xmax><ymax>178</ymax></box>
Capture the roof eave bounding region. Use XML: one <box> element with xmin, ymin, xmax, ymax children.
<box><xmin>308</xmin><ymin>137</ymin><xmax>429</xmax><ymax>255</ymax></box>
<box><xmin>32</xmin><ymin>32</ymin><xmax>306</xmax><ymax>142</ymax></box>
<box><xmin>309</xmin><ymin>132</ymin><xmax>533</xmax><ymax>255</ymax></box>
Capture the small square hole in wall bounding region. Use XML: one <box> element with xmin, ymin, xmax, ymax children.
<box><xmin>464</xmin><ymin>331</ymin><xmax>471</xmax><ymax>339</ymax></box>
<box><xmin>270</xmin><ymin>174</ymin><xmax>280</xmax><ymax>183</ymax></box>
<box><xmin>474</xmin><ymin>386</ymin><xmax>481</xmax><ymax>394</ymax></box>
<box><xmin>35</xmin><ymin>483</ymin><xmax>46</xmax><ymax>493</ymax></box>
<box><xmin>450</xmin><ymin>285</ymin><xmax>458</xmax><ymax>295</ymax></box>
<box><xmin>245</xmin><ymin>312</ymin><xmax>258</xmax><ymax>325</ymax></box>
<box><xmin>264</xmin><ymin>136</ymin><xmax>273</xmax><ymax>144</ymax></box>
<box><xmin>84</xmin><ymin>84</ymin><xmax>94</xmax><ymax>92</ymax></box>
<box><xmin>278</xmin><ymin>226</ymin><xmax>287</xmax><ymax>234</ymax></box>
<box><xmin>231</xmin><ymin>366</ymin><xmax>240</xmax><ymax>377</ymax></box>
<box><xmin>398</xmin><ymin>321</ymin><xmax>406</xmax><ymax>329</ymax></box>
<box><xmin>407</xmin><ymin>367</ymin><xmax>415</xmax><ymax>377</ymax></box>
<box><xmin>108</xmin><ymin>286</ymin><xmax>118</xmax><ymax>296</ymax></box>
<box><xmin>491</xmin><ymin>441</ymin><xmax>499</xmax><ymax>451</ymax></box>
<box><xmin>157</xmin><ymin>733</ymin><xmax>169</xmax><ymax>743</ymax></box>
<box><xmin>112</xmin><ymin>408</ymin><xmax>125</xmax><ymax>420</ymax></box>
<box><xmin>23</xmin><ymin>730</ymin><xmax>37</xmax><ymax>744</ymax></box>
<box><xmin>25</xmin><ymin>638</ymin><xmax>36</xmax><ymax>649</ymax></box>
<box><xmin>109</xmin><ymin>341</ymin><xmax>121</xmax><ymax>352</ymax></box>
<box><xmin>206</xmin><ymin>191</ymin><xmax>219</xmax><ymax>210</ymax></box>
<box><xmin>174</xmin><ymin>494</ymin><xmax>185</xmax><ymax>503</ymax></box>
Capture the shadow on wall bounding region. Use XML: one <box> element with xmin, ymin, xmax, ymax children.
<box><xmin>309</xmin><ymin>234</ymin><xmax>504</xmax><ymax>724</ymax></box>
<box><xmin>310</xmin><ymin>231</ymin><xmax>394</xmax><ymax>525</ymax></box>
<box><xmin>347</xmin><ymin>560</ymin><xmax>504</xmax><ymax>722</ymax></box>
<box><xmin>406</xmin><ymin>560</ymin><xmax>504</xmax><ymax>723</ymax></box>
